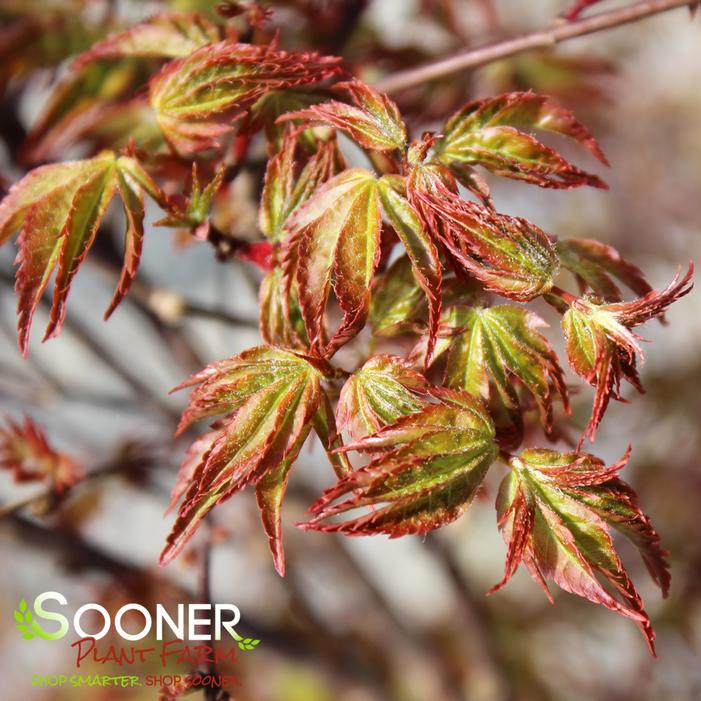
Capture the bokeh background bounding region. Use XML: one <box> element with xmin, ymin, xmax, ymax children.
<box><xmin>1</xmin><ymin>1</ymin><xmax>700</xmax><ymax>699</ymax></box>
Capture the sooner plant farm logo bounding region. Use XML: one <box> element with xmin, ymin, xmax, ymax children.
<box><xmin>13</xmin><ymin>592</ymin><xmax>260</xmax><ymax>649</ymax></box>
<box><xmin>12</xmin><ymin>591</ymin><xmax>260</xmax><ymax>692</ymax></box>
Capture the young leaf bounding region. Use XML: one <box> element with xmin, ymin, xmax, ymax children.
<box><xmin>31</xmin><ymin>97</ymin><xmax>165</xmax><ymax>160</ymax></box>
<box><xmin>369</xmin><ymin>255</ymin><xmax>428</xmax><ymax>337</ymax></box>
<box><xmin>377</xmin><ymin>175</ymin><xmax>442</xmax><ymax>364</ymax></box>
<box><xmin>154</xmin><ymin>163</ymin><xmax>225</xmax><ymax>236</ymax></box>
<box><xmin>278</xmin><ymin>79</ymin><xmax>407</xmax><ymax>152</ymax></box>
<box><xmin>417</xmin><ymin>187</ymin><xmax>559</xmax><ymax>301</ymax></box>
<box><xmin>259</xmin><ymin>266</ymin><xmax>308</xmax><ymax>350</ymax></box>
<box><xmin>562</xmin><ymin>265</ymin><xmax>693</xmax><ymax>441</ymax></box>
<box><xmin>0</xmin><ymin>415</ymin><xmax>81</xmax><ymax>493</ymax></box>
<box><xmin>259</xmin><ymin>131</ymin><xmax>342</xmax><ymax>243</ymax></box>
<box><xmin>248</xmin><ymin>89</ymin><xmax>330</xmax><ymax>151</ymax></box>
<box><xmin>22</xmin><ymin>59</ymin><xmax>152</xmax><ymax>165</ymax></box>
<box><xmin>433</xmin><ymin>92</ymin><xmax>607</xmax><ymax>189</ymax></box>
<box><xmin>149</xmin><ymin>41</ymin><xmax>342</xmax><ymax>152</ymax></box>
<box><xmin>423</xmin><ymin>305</ymin><xmax>569</xmax><ymax>436</ymax></box>
<box><xmin>255</xmin><ymin>430</ymin><xmax>309</xmax><ymax>576</ymax></box>
<box><xmin>302</xmin><ymin>389</ymin><xmax>498</xmax><ymax>536</ymax></box>
<box><xmin>312</xmin><ymin>391</ymin><xmax>353</xmax><ymax>480</ymax></box>
<box><xmin>283</xmin><ymin>168</ymin><xmax>382</xmax><ymax>357</ymax></box>
<box><xmin>0</xmin><ymin>151</ymin><xmax>160</xmax><ymax>354</ymax></box>
<box><xmin>556</xmin><ymin>238</ymin><xmax>652</xmax><ymax>302</ymax></box>
<box><xmin>336</xmin><ymin>355</ymin><xmax>429</xmax><ymax>440</ymax></box>
<box><xmin>492</xmin><ymin>448</ymin><xmax>668</xmax><ymax>653</ymax></box>
<box><xmin>71</xmin><ymin>12</ymin><xmax>220</xmax><ymax>70</ymax></box>
<box><xmin>163</xmin><ymin>346</ymin><xmax>325</xmax><ymax>574</ymax></box>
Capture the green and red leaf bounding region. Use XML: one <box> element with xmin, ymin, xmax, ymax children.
<box><xmin>369</xmin><ymin>255</ymin><xmax>429</xmax><ymax>337</ymax></box>
<box><xmin>416</xmin><ymin>186</ymin><xmax>559</xmax><ymax>301</ymax></box>
<box><xmin>0</xmin><ymin>151</ymin><xmax>159</xmax><ymax>354</ymax></box>
<box><xmin>562</xmin><ymin>265</ymin><xmax>693</xmax><ymax>441</ymax></box>
<box><xmin>377</xmin><ymin>175</ymin><xmax>442</xmax><ymax>364</ymax></box>
<box><xmin>154</xmin><ymin>162</ymin><xmax>226</xmax><ymax>235</ymax></box>
<box><xmin>259</xmin><ymin>266</ymin><xmax>308</xmax><ymax>350</ymax></box>
<box><xmin>279</xmin><ymin>79</ymin><xmax>407</xmax><ymax>152</ymax></box>
<box><xmin>283</xmin><ymin>168</ymin><xmax>382</xmax><ymax>357</ymax></box>
<box><xmin>556</xmin><ymin>238</ymin><xmax>652</xmax><ymax>302</ymax></box>
<box><xmin>71</xmin><ymin>12</ymin><xmax>220</xmax><ymax>70</ymax></box>
<box><xmin>492</xmin><ymin>448</ymin><xmax>668</xmax><ymax>653</ymax></box>
<box><xmin>336</xmin><ymin>355</ymin><xmax>429</xmax><ymax>440</ymax></box>
<box><xmin>150</xmin><ymin>41</ymin><xmax>342</xmax><ymax>152</ymax></box>
<box><xmin>303</xmin><ymin>389</ymin><xmax>497</xmax><ymax>536</ymax></box>
<box><xmin>420</xmin><ymin>305</ymin><xmax>569</xmax><ymax>440</ymax></box>
<box><xmin>434</xmin><ymin>92</ymin><xmax>607</xmax><ymax>189</ymax></box>
<box><xmin>259</xmin><ymin>130</ymin><xmax>342</xmax><ymax>243</ymax></box>
<box><xmin>163</xmin><ymin>346</ymin><xmax>326</xmax><ymax>574</ymax></box>
<box><xmin>22</xmin><ymin>59</ymin><xmax>152</xmax><ymax>165</ymax></box>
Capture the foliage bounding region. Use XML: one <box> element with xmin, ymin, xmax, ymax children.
<box><xmin>0</xmin><ymin>415</ymin><xmax>80</xmax><ymax>493</ymax></box>
<box><xmin>0</xmin><ymin>1</ymin><xmax>694</xmax><ymax>654</ymax></box>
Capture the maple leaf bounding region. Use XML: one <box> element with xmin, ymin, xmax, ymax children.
<box><xmin>562</xmin><ymin>265</ymin><xmax>693</xmax><ymax>441</ymax></box>
<box><xmin>433</xmin><ymin>92</ymin><xmax>607</xmax><ymax>189</ymax></box>
<box><xmin>302</xmin><ymin>389</ymin><xmax>498</xmax><ymax>536</ymax></box>
<box><xmin>0</xmin><ymin>415</ymin><xmax>81</xmax><ymax>493</ymax></box>
<box><xmin>0</xmin><ymin>151</ymin><xmax>162</xmax><ymax>354</ymax></box>
<box><xmin>259</xmin><ymin>130</ymin><xmax>343</xmax><ymax>244</ymax></box>
<box><xmin>248</xmin><ymin>89</ymin><xmax>330</xmax><ymax>150</ymax></box>
<box><xmin>259</xmin><ymin>266</ymin><xmax>308</xmax><ymax>349</ymax></box>
<box><xmin>154</xmin><ymin>162</ymin><xmax>226</xmax><ymax>237</ymax></box>
<box><xmin>556</xmin><ymin>238</ymin><xmax>652</xmax><ymax>302</ymax></box>
<box><xmin>163</xmin><ymin>346</ymin><xmax>328</xmax><ymax>575</ymax></box>
<box><xmin>33</xmin><ymin>97</ymin><xmax>166</xmax><ymax>159</ymax></box>
<box><xmin>71</xmin><ymin>12</ymin><xmax>221</xmax><ymax>71</ymax></box>
<box><xmin>149</xmin><ymin>41</ymin><xmax>342</xmax><ymax>152</ymax></box>
<box><xmin>416</xmin><ymin>186</ymin><xmax>559</xmax><ymax>301</ymax></box>
<box><xmin>278</xmin><ymin>79</ymin><xmax>407</xmax><ymax>152</ymax></box>
<box><xmin>420</xmin><ymin>305</ymin><xmax>569</xmax><ymax>439</ymax></box>
<box><xmin>377</xmin><ymin>175</ymin><xmax>442</xmax><ymax>364</ymax></box>
<box><xmin>22</xmin><ymin>58</ymin><xmax>152</xmax><ymax>165</ymax></box>
<box><xmin>281</xmin><ymin>161</ymin><xmax>459</xmax><ymax>359</ymax></box>
<box><xmin>283</xmin><ymin>168</ymin><xmax>382</xmax><ymax>357</ymax></box>
<box><xmin>369</xmin><ymin>255</ymin><xmax>428</xmax><ymax>337</ymax></box>
<box><xmin>492</xmin><ymin>447</ymin><xmax>669</xmax><ymax>654</ymax></box>
<box><xmin>336</xmin><ymin>355</ymin><xmax>429</xmax><ymax>440</ymax></box>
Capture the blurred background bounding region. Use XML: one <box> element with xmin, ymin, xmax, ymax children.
<box><xmin>0</xmin><ymin>1</ymin><xmax>700</xmax><ymax>699</ymax></box>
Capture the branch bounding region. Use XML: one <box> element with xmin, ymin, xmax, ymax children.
<box><xmin>375</xmin><ymin>0</ymin><xmax>698</xmax><ymax>94</ymax></box>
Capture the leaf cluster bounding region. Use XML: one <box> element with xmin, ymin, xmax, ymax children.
<box><xmin>0</xmin><ymin>3</ymin><xmax>694</xmax><ymax>653</ymax></box>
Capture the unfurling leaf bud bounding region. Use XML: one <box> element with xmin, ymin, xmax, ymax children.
<box><xmin>562</xmin><ymin>265</ymin><xmax>693</xmax><ymax>440</ymax></box>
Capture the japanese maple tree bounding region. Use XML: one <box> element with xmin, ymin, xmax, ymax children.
<box><xmin>0</xmin><ymin>0</ymin><xmax>695</xmax><ymax>658</ymax></box>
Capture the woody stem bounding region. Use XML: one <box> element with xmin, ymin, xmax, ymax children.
<box><xmin>375</xmin><ymin>0</ymin><xmax>697</xmax><ymax>94</ymax></box>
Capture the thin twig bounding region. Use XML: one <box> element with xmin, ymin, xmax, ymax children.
<box><xmin>376</xmin><ymin>0</ymin><xmax>698</xmax><ymax>94</ymax></box>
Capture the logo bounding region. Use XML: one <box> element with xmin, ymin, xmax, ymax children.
<box><xmin>13</xmin><ymin>592</ymin><xmax>259</xmax><ymax>692</ymax></box>
<box><xmin>14</xmin><ymin>592</ymin><xmax>260</xmax><ymax>650</ymax></box>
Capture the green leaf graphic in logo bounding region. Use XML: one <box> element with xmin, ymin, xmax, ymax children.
<box><xmin>14</xmin><ymin>599</ymin><xmax>35</xmax><ymax>640</ymax></box>
<box><xmin>230</xmin><ymin>629</ymin><xmax>261</xmax><ymax>651</ymax></box>
<box><xmin>14</xmin><ymin>597</ymin><xmax>62</xmax><ymax>640</ymax></box>
<box><xmin>238</xmin><ymin>637</ymin><xmax>261</xmax><ymax>651</ymax></box>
